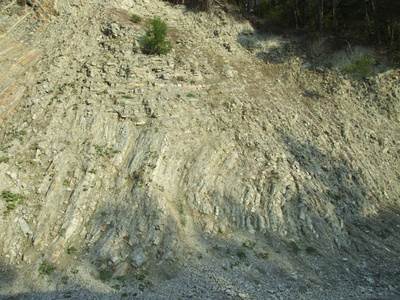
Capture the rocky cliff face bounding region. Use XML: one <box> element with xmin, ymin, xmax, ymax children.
<box><xmin>0</xmin><ymin>0</ymin><xmax>399</xmax><ymax>299</ymax></box>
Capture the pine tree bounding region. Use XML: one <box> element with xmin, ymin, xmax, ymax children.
<box><xmin>140</xmin><ymin>17</ymin><xmax>172</xmax><ymax>55</ymax></box>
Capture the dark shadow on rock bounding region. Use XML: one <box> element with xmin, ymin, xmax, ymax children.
<box><xmin>0</xmin><ymin>260</ymin><xmax>16</xmax><ymax>292</ymax></box>
<box><xmin>236</xmin><ymin>28</ymin><xmax>302</xmax><ymax>66</ymax></box>
<box><xmin>282</xmin><ymin>134</ymin><xmax>372</xmax><ymax>216</ymax></box>
<box><xmin>3</xmin><ymin>226</ymin><xmax>400</xmax><ymax>300</ymax></box>
<box><xmin>302</xmin><ymin>89</ymin><xmax>324</xmax><ymax>100</ymax></box>
<box><xmin>280</xmin><ymin>134</ymin><xmax>400</xmax><ymax>297</ymax></box>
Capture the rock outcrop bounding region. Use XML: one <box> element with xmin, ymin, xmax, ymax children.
<box><xmin>0</xmin><ymin>0</ymin><xmax>399</xmax><ymax>299</ymax></box>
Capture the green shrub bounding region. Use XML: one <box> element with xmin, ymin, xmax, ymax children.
<box><xmin>131</xmin><ymin>13</ymin><xmax>142</xmax><ymax>23</ymax></box>
<box><xmin>257</xmin><ymin>252</ymin><xmax>269</xmax><ymax>260</ymax></box>
<box><xmin>343</xmin><ymin>57</ymin><xmax>374</xmax><ymax>78</ymax></box>
<box><xmin>305</xmin><ymin>246</ymin><xmax>319</xmax><ymax>255</ymax></box>
<box><xmin>67</xmin><ymin>247</ymin><xmax>77</xmax><ymax>255</ymax></box>
<box><xmin>99</xmin><ymin>268</ymin><xmax>113</xmax><ymax>282</ymax></box>
<box><xmin>2</xmin><ymin>190</ymin><xmax>25</xmax><ymax>215</ymax></box>
<box><xmin>236</xmin><ymin>250</ymin><xmax>246</xmax><ymax>260</ymax></box>
<box><xmin>289</xmin><ymin>241</ymin><xmax>300</xmax><ymax>253</ymax></box>
<box><xmin>0</xmin><ymin>157</ymin><xmax>9</xmax><ymax>163</ymax></box>
<box><xmin>135</xmin><ymin>273</ymin><xmax>146</xmax><ymax>281</ymax></box>
<box><xmin>242</xmin><ymin>240</ymin><xmax>256</xmax><ymax>249</ymax></box>
<box><xmin>140</xmin><ymin>16</ymin><xmax>172</xmax><ymax>55</ymax></box>
<box><xmin>39</xmin><ymin>264</ymin><xmax>56</xmax><ymax>276</ymax></box>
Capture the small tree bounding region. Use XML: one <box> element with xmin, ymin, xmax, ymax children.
<box><xmin>140</xmin><ymin>17</ymin><xmax>172</xmax><ymax>55</ymax></box>
<box><xmin>343</xmin><ymin>57</ymin><xmax>375</xmax><ymax>78</ymax></box>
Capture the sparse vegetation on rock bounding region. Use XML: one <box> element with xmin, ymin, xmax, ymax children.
<box><xmin>17</xmin><ymin>0</ymin><xmax>26</xmax><ymax>7</ymax></box>
<box><xmin>130</xmin><ymin>13</ymin><xmax>142</xmax><ymax>23</ymax></box>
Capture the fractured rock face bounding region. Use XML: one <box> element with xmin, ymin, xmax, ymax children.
<box><xmin>0</xmin><ymin>0</ymin><xmax>399</xmax><ymax>297</ymax></box>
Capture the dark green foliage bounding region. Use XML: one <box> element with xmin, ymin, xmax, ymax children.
<box><xmin>6</xmin><ymin>203</ymin><xmax>16</xmax><ymax>211</ymax></box>
<box><xmin>93</xmin><ymin>144</ymin><xmax>119</xmax><ymax>157</ymax></box>
<box><xmin>0</xmin><ymin>157</ymin><xmax>9</xmax><ymax>163</ymax></box>
<box><xmin>140</xmin><ymin>17</ymin><xmax>172</xmax><ymax>55</ymax></box>
<box><xmin>131</xmin><ymin>13</ymin><xmax>142</xmax><ymax>23</ymax></box>
<box><xmin>61</xmin><ymin>276</ymin><xmax>69</xmax><ymax>284</ymax></box>
<box><xmin>6</xmin><ymin>129</ymin><xmax>27</xmax><ymax>141</ymax></box>
<box><xmin>257</xmin><ymin>252</ymin><xmax>269</xmax><ymax>260</ymax></box>
<box><xmin>326</xmin><ymin>189</ymin><xmax>341</xmax><ymax>201</ymax></box>
<box><xmin>257</xmin><ymin>0</ymin><xmax>293</xmax><ymax>26</ymax></box>
<box><xmin>135</xmin><ymin>273</ymin><xmax>146</xmax><ymax>281</ymax></box>
<box><xmin>236</xmin><ymin>250</ymin><xmax>247</xmax><ymax>259</ymax></box>
<box><xmin>344</xmin><ymin>57</ymin><xmax>375</xmax><ymax>78</ymax></box>
<box><xmin>306</xmin><ymin>246</ymin><xmax>319</xmax><ymax>255</ymax></box>
<box><xmin>2</xmin><ymin>191</ymin><xmax>25</xmax><ymax>215</ymax></box>
<box><xmin>39</xmin><ymin>264</ymin><xmax>56</xmax><ymax>276</ymax></box>
<box><xmin>99</xmin><ymin>268</ymin><xmax>113</xmax><ymax>282</ymax></box>
<box><xmin>289</xmin><ymin>241</ymin><xmax>301</xmax><ymax>253</ymax></box>
<box><xmin>178</xmin><ymin>202</ymin><xmax>184</xmax><ymax>215</ymax></box>
<box><xmin>165</xmin><ymin>0</ymin><xmax>212</xmax><ymax>11</ymax></box>
<box><xmin>242</xmin><ymin>240</ymin><xmax>256</xmax><ymax>249</ymax></box>
<box><xmin>67</xmin><ymin>247</ymin><xmax>77</xmax><ymax>255</ymax></box>
<box><xmin>226</xmin><ymin>0</ymin><xmax>400</xmax><ymax>50</ymax></box>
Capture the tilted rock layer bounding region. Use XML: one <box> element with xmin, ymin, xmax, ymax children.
<box><xmin>0</xmin><ymin>0</ymin><xmax>399</xmax><ymax>298</ymax></box>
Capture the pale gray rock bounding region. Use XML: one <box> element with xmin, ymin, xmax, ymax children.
<box><xmin>131</xmin><ymin>248</ymin><xmax>147</xmax><ymax>267</ymax></box>
<box><xmin>301</xmin><ymin>62</ymin><xmax>312</xmax><ymax>69</ymax></box>
<box><xmin>19</xmin><ymin>217</ymin><xmax>31</xmax><ymax>237</ymax></box>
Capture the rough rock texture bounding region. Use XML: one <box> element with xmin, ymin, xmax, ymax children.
<box><xmin>0</xmin><ymin>0</ymin><xmax>399</xmax><ymax>299</ymax></box>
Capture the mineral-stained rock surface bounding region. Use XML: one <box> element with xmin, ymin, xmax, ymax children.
<box><xmin>0</xmin><ymin>0</ymin><xmax>399</xmax><ymax>299</ymax></box>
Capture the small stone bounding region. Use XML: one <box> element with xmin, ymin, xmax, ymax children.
<box><xmin>51</xmin><ymin>251</ymin><xmax>61</xmax><ymax>263</ymax></box>
<box><xmin>366</xmin><ymin>277</ymin><xmax>375</xmax><ymax>284</ymax></box>
<box><xmin>301</xmin><ymin>62</ymin><xmax>312</xmax><ymax>69</ymax></box>
<box><xmin>131</xmin><ymin>248</ymin><xmax>147</xmax><ymax>267</ymax></box>
<box><xmin>6</xmin><ymin>172</ymin><xmax>17</xmax><ymax>180</ymax></box>
<box><xmin>269</xmin><ymin>184</ymin><xmax>276</xmax><ymax>195</ymax></box>
<box><xmin>19</xmin><ymin>217</ymin><xmax>31</xmax><ymax>237</ymax></box>
<box><xmin>152</xmin><ymin>236</ymin><xmax>160</xmax><ymax>245</ymax></box>
<box><xmin>134</xmin><ymin>119</ymin><xmax>146</xmax><ymax>126</ymax></box>
<box><xmin>110</xmin><ymin>256</ymin><xmax>120</xmax><ymax>264</ymax></box>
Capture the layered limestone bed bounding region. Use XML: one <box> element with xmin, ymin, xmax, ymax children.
<box><xmin>0</xmin><ymin>0</ymin><xmax>399</xmax><ymax>299</ymax></box>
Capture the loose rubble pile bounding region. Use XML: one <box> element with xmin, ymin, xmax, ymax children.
<box><xmin>0</xmin><ymin>0</ymin><xmax>399</xmax><ymax>299</ymax></box>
